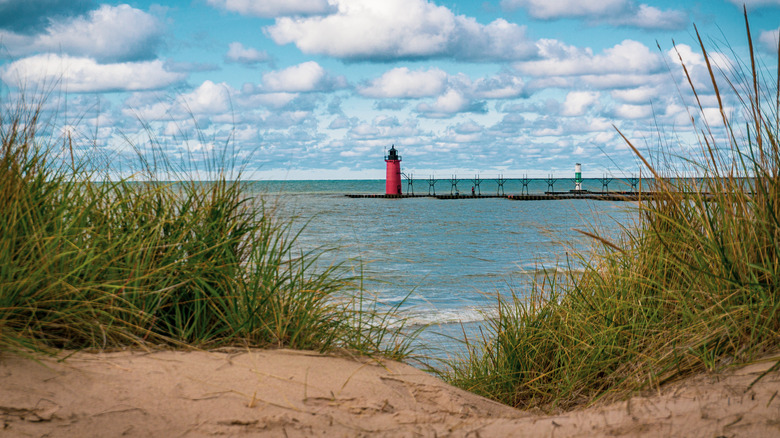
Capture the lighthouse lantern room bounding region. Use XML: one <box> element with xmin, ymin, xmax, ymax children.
<box><xmin>385</xmin><ymin>145</ymin><xmax>402</xmax><ymax>195</ymax></box>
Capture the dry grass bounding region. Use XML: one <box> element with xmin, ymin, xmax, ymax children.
<box><xmin>0</xmin><ymin>95</ymin><xmax>413</xmax><ymax>359</ymax></box>
<box><xmin>441</xmin><ymin>9</ymin><xmax>780</xmax><ymax>411</ymax></box>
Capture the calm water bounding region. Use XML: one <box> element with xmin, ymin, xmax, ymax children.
<box><xmin>250</xmin><ymin>179</ymin><xmax>635</xmax><ymax>358</ymax></box>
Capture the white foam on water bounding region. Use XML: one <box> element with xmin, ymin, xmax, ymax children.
<box><xmin>391</xmin><ymin>306</ymin><xmax>499</xmax><ymax>328</ymax></box>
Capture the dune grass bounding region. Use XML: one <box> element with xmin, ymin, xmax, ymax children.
<box><xmin>440</xmin><ymin>11</ymin><xmax>780</xmax><ymax>411</ymax></box>
<box><xmin>0</xmin><ymin>97</ymin><xmax>412</xmax><ymax>359</ymax></box>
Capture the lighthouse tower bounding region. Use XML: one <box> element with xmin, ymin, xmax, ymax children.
<box><xmin>574</xmin><ymin>163</ymin><xmax>583</xmax><ymax>191</ymax></box>
<box><xmin>385</xmin><ymin>145</ymin><xmax>402</xmax><ymax>195</ymax></box>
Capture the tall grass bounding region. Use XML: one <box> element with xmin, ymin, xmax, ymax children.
<box><xmin>441</xmin><ymin>10</ymin><xmax>780</xmax><ymax>411</ymax></box>
<box><xmin>0</xmin><ymin>96</ymin><xmax>412</xmax><ymax>359</ymax></box>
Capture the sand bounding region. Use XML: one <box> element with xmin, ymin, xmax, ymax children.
<box><xmin>1</xmin><ymin>349</ymin><xmax>778</xmax><ymax>437</ymax></box>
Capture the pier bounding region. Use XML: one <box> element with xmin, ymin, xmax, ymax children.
<box><xmin>370</xmin><ymin>146</ymin><xmax>653</xmax><ymax>200</ymax></box>
<box><xmin>346</xmin><ymin>190</ymin><xmax>660</xmax><ymax>201</ymax></box>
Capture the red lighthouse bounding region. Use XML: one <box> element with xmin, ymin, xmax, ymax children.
<box><xmin>385</xmin><ymin>145</ymin><xmax>402</xmax><ymax>195</ymax></box>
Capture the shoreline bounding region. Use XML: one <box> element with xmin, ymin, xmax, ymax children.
<box><xmin>2</xmin><ymin>349</ymin><xmax>778</xmax><ymax>437</ymax></box>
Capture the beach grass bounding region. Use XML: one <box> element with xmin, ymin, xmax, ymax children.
<box><xmin>0</xmin><ymin>96</ymin><xmax>413</xmax><ymax>359</ymax></box>
<box><xmin>440</xmin><ymin>10</ymin><xmax>780</xmax><ymax>411</ymax></box>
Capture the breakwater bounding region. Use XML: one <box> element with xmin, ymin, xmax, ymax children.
<box><xmin>345</xmin><ymin>191</ymin><xmax>658</xmax><ymax>201</ymax></box>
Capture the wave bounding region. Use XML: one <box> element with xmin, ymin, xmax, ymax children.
<box><xmin>389</xmin><ymin>306</ymin><xmax>499</xmax><ymax>328</ymax></box>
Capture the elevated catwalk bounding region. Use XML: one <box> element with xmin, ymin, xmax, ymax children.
<box><xmin>345</xmin><ymin>191</ymin><xmax>661</xmax><ymax>201</ymax></box>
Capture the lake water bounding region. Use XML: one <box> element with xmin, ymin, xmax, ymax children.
<box><xmin>250</xmin><ymin>179</ymin><xmax>636</xmax><ymax>359</ymax></box>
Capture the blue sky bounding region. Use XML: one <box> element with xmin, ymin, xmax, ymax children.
<box><xmin>1</xmin><ymin>0</ymin><xmax>779</xmax><ymax>179</ymax></box>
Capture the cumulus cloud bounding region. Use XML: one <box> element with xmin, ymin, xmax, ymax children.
<box><xmin>374</xmin><ymin>100</ymin><xmax>407</xmax><ymax>110</ymax></box>
<box><xmin>266</xmin><ymin>0</ymin><xmax>537</xmax><ymax>62</ymax></box>
<box><xmin>180</xmin><ymin>81</ymin><xmax>234</xmax><ymax>114</ymax></box>
<box><xmin>354</xmin><ymin>67</ymin><xmax>529</xmax><ymax>121</ymax></box>
<box><xmin>1</xmin><ymin>54</ymin><xmax>184</xmax><ymax>92</ymax></box>
<box><xmin>164</xmin><ymin>60</ymin><xmax>219</xmax><ymax>73</ymax></box>
<box><xmin>515</xmin><ymin>39</ymin><xmax>662</xmax><ymax>76</ymax></box>
<box><xmin>225</xmin><ymin>42</ymin><xmax>271</xmax><ymax>65</ymax></box>
<box><xmin>416</xmin><ymin>89</ymin><xmax>486</xmax><ymax>118</ymax></box>
<box><xmin>261</xmin><ymin>61</ymin><xmax>346</xmax><ymax>92</ymax></box>
<box><xmin>0</xmin><ymin>0</ymin><xmax>93</xmax><ymax>33</ymax></box>
<box><xmin>453</xmin><ymin>120</ymin><xmax>483</xmax><ymax>134</ymax></box>
<box><xmin>561</xmin><ymin>91</ymin><xmax>600</xmax><ymax>116</ymax></box>
<box><xmin>469</xmin><ymin>72</ymin><xmax>525</xmax><ymax>99</ymax></box>
<box><xmin>612</xmin><ymin>103</ymin><xmax>653</xmax><ymax>119</ymax></box>
<box><xmin>328</xmin><ymin>116</ymin><xmax>352</xmax><ymax>129</ymax></box>
<box><xmin>239</xmin><ymin>91</ymin><xmax>299</xmax><ymax>110</ymax></box>
<box><xmin>610</xmin><ymin>85</ymin><xmax>660</xmax><ymax>104</ymax></box>
<box><xmin>206</xmin><ymin>0</ymin><xmax>334</xmax><ymax>17</ymax></box>
<box><xmin>667</xmin><ymin>44</ymin><xmax>733</xmax><ymax>90</ymax></box>
<box><xmin>0</xmin><ymin>4</ymin><xmax>164</xmax><ymax>62</ymax></box>
<box><xmin>577</xmin><ymin>73</ymin><xmax>664</xmax><ymax>89</ymax></box>
<box><xmin>359</xmin><ymin>67</ymin><xmax>447</xmax><ymax>98</ymax></box>
<box><xmin>760</xmin><ymin>28</ymin><xmax>779</xmax><ymax>53</ymax></box>
<box><xmin>501</xmin><ymin>0</ymin><xmax>687</xmax><ymax>30</ymax></box>
<box><xmin>609</xmin><ymin>4</ymin><xmax>687</xmax><ymax>30</ymax></box>
<box><xmin>502</xmin><ymin>0</ymin><xmax>627</xmax><ymax>19</ymax></box>
<box><xmin>345</xmin><ymin>117</ymin><xmax>423</xmax><ymax>142</ymax></box>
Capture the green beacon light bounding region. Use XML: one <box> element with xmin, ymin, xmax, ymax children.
<box><xmin>575</xmin><ymin>163</ymin><xmax>582</xmax><ymax>191</ymax></box>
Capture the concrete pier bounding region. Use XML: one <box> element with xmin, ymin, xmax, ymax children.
<box><xmin>345</xmin><ymin>191</ymin><xmax>661</xmax><ymax>201</ymax></box>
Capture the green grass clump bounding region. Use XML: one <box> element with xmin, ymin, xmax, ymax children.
<box><xmin>0</xmin><ymin>98</ymin><xmax>411</xmax><ymax>359</ymax></box>
<box><xmin>442</xmin><ymin>11</ymin><xmax>780</xmax><ymax>411</ymax></box>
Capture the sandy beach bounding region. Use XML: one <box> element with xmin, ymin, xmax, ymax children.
<box><xmin>1</xmin><ymin>349</ymin><xmax>778</xmax><ymax>437</ymax></box>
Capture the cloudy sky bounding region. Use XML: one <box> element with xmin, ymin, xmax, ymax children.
<box><xmin>1</xmin><ymin>0</ymin><xmax>779</xmax><ymax>179</ymax></box>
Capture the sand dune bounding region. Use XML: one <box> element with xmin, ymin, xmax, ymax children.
<box><xmin>1</xmin><ymin>349</ymin><xmax>778</xmax><ymax>437</ymax></box>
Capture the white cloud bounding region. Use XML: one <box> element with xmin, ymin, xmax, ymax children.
<box><xmin>225</xmin><ymin>42</ymin><xmax>271</xmax><ymax>65</ymax></box>
<box><xmin>328</xmin><ymin>116</ymin><xmax>351</xmax><ymax>129</ymax></box>
<box><xmin>124</xmin><ymin>85</ymin><xmax>248</xmax><ymax>125</ymax></box>
<box><xmin>701</xmin><ymin>106</ymin><xmax>733</xmax><ymax>126</ymax></box>
<box><xmin>206</xmin><ymin>0</ymin><xmax>334</xmax><ymax>17</ymax></box>
<box><xmin>123</xmin><ymin>99</ymin><xmax>176</xmax><ymax>122</ymax></box>
<box><xmin>612</xmin><ymin>103</ymin><xmax>653</xmax><ymax>119</ymax></box>
<box><xmin>256</xmin><ymin>93</ymin><xmax>299</xmax><ymax>109</ymax></box>
<box><xmin>238</xmin><ymin>89</ymin><xmax>299</xmax><ymax>109</ymax></box>
<box><xmin>350</xmin><ymin>123</ymin><xmax>381</xmax><ymax>137</ymax></box>
<box><xmin>501</xmin><ymin>0</ymin><xmax>686</xmax><ymax>30</ymax></box>
<box><xmin>668</xmin><ymin>43</ymin><xmax>705</xmax><ymax>66</ymax></box>
<box><xmin>416</xmin><ymin>89</ymin><xmax>484</xmax><ymax>117</ymax></box>
<box><xmin>502</xmin><ymin>0</ymin><xmax>627</xmax><ymax>19</ymax></box>
<box><xmin>592</xmin><ymin>131</ymin><xmax>616</xmax><ymax>144</ymax></box>
<box><xmin>609</xmin><ymin>4</ymin><xmax>687</xmax><ymax>30</ymax></box>
<box><xmin>667</xmin><ymin>44</ymin><xmax>733</xmax><ymax>90</ymax></box>
<box><xmin>421</xmin><ymin>89</ymin><xmax>469</xmax><ymax>112</ymax></box>
<box><xmin>454</xmin><ymin>120</ymin><xmax>483</xmax><ymax>134</ymax></box>
<box><xmin>516</xmin><ymin>39</ymin><xmax>662</xmax><ymax>76</ymax></box>
<box><xmin>578</xmin><ymin>73</ymin><xmax>664</xmax><ymax>89</ymax></box>
<box><xmin>760</xmin><ymin>28</ymin><xmax>779</xmax><ymax>53</ymax></box>
<box><xmin>561</xmin><ymin>91</ymin><xmax>600</xmax><ymax>116</ymax></box>
<box><xmin>610</xmin><ymin>85</ymin><xmax>659</xmax><ymax>104</ymax></box>
<box><xmin>1</xmin><ymin>54</ymin><xmax>184</xmax><ymax>92</ymax></box>
<box><xmin>266</xmin><ymin>0</ymin><xmax>537</xmax><ymax>62</ymax></box>
<box><xmin>470</xmin><ymin>73</ymin><xmax>525</xmax><ymax>99</ymax></box>
<box><xmin>181</xmin><ymin>81</ymin><xmax>233</xmax><ymax>114</ymax></box>
<box><xmin>0</xmin><ymin>5</ymin><xmax>164</xmax><ymax>62</ymax></box>
<box><xmin>262</xmin><ymin>61</ymin><xmax>346</xmax><ymax>92</ymax></box>
<box><xmin>359</xmin><ymin>67</ymin><xmax>447</xmax><ymax>98</ymax></box>
<box><xmin>360</xmin><ymin>68</ymin><xmax>525</xmax><ymax>101</ymax></box>
<box><xmin>164</xmin><ymin>120</ymin><xmax>195</xmax><ymax>137</ymax></box>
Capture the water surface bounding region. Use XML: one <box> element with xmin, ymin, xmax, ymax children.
<box><xmin>251</xmin><ymin>179</ymin><xmax>635</xmax><ymax>359</ymax></box>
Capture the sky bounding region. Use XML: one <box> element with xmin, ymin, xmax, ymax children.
<box><xmin>1</xmin><ymin>0</ymin><xmax>779</xmax><ymax>180</ymax></box>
